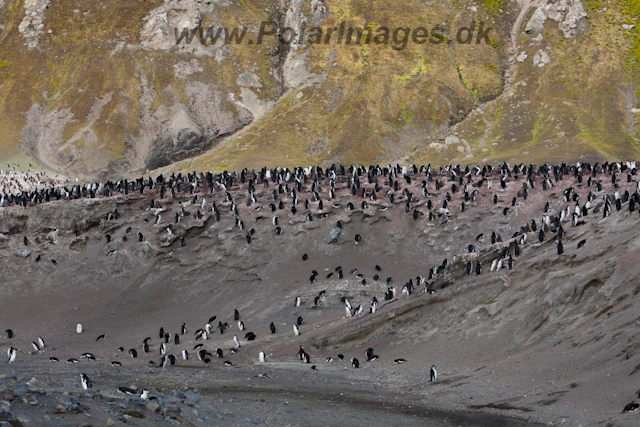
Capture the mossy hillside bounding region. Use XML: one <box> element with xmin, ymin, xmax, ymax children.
<box><xmin>171</xmin><ymin>0</ymin><xmax>508</xmax><ymax>174</ymax></box>
<box><xmin>0</xmin><ymin>0</ymin><xmax>279</xmax><ymax>177</ymax></box>
<box><xmin>408</xmin><ymin>0</ymin><xmax>640</xmax><ymax>167</ymax></box>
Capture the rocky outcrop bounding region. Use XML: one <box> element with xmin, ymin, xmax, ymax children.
<box><xmin>140</xmin><ymin>0</ymin><xmax>229</xmax><ymax>58</ymax></box>
<box><xmin>532</xmin><ymin>50</ymin><xmax>551</xmax><ymax>67</ymax></box>
<box><xmin>136</xmin><ymin>79</ymin><xmax>253</xmax><ymax>170</ymax></box>
<box><xmin>525</xmin><ymin>0</ymin><xmax>587</xmax><ymax>39</ymax></box>
<box><xmin>281</xmin><ymin>0</ymin><xmax>329</xmax><ymax>89</ymax></box>
<box><xmin>18</xmin><ymin>0</ymin><xmax>51</xmax><ymax>49</ymax></box>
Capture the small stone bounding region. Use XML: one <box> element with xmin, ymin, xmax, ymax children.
<box><xmin>324</xmin><ymin>227</ymin><xmax>341</xmax><ymax>244</ymax></box>
<box><xmin>184</xmin><ymin>391</ymin><xmax>200</xmax><ymax>404</ymax></box>
<box><xmin>106</xmin><ymin>419</ymin><xmax>116</xmax><ymax>426</ymax></box>
<box><xmin>124</xmin><ymin>409</ymin><xmax>145</xmax><ymax>419</ymax></box>
<box><xmin>145</xmin><ymin>400</ymin><xmax>160</xmax><ymax>413</ymax></box>
<box><xmin>515</xmin><ymin>51</ymin><xmax>528</xmax><ymax>63</ymax></box>
<box><xmin>14</xmin><ymin>249</ymin><xmax>30</xmax><ymax>258</ymax></box>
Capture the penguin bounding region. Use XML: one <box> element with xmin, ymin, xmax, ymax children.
<box><xmin>577</xmin><ymin>239</ymin><xmax>587</xmax><ymax>249</ymax></box>
<box><xmin>81</xmin><ymin>352</ymin><xmax>96</xmax><ymax>361</ymax></box>
<box><xmin>297</xmin><ymin>316</ymin><xmax>304</xmax><ymax>326</ymax></box>
<box><xmin>297</xmin><ymin>345</ymin><xmax>306</xmax><ymax>361</ymax></box>
<box><xmin>365</xmin><ymin>348</ymin><xmax>378</xmax><ymax>362</ymax></box>
<box><xmin>270</xmin><ymin>322</ymin><xmax>276</xmax><ymax>334</ymax></box>
<box><xmin>129</xmin><ymin>348</ymin><xmax>138</xmax><ymax>358</ymax></box>
<box><xmin>5</xmin><ymin>330</ymin><xmax>13</xmax><ymax>339</ymax></box>
<box><xmin>394</xmin><ymin>358</ymin><xmax>407</xmax><ymax>364</ymax></box>
<box><xmin>160</xmin><ymin>343</ymin><xmax>166</xmax><ymax>355</ymax></box>
<box><xmin>295</xmin><ymin>296</ymin><xmax>301</xmax><ymax>307</ymax></box>
<box><xmin>159</xmin><ymin>327</ymin><xmax>165</xmax><ymax>339</ymax></box>
<box><xmin>351</xmin><ymin>358</ymin><xmax>360</xmax><ymax>368</ymax></box>
<box><xmin>259</xmin><ymin>351</ymin><xmax>266</xmax><ymax>363</ymax></box>
<box><xmin>623</xmin><ymin>402</ymin><xmax>640</xmax><ymax>412</ymax></box>
<box><xmin>233</xmin><ymin>335</ymin><xmax>240</xmax><ymax>349</ymax></box>
<box><xmin>7</xmin><ymin>347</ymin><xmax>17</xmax><ymax>364</ymax></box>
<box><xmin>117</xmin><ymin>387</ymin><xmax>137</xmax><ymax>395</ymax></box>
<box><xmin>50</xmin><ymin>357</ymin><xmax>59</xmax><ymax>362</ymax></box>
<box><xmin>293</xmin><ymin>324</ymin><xmax>300</xmax><ymax>336</ymax></box>
<box><xmin>174</xmin><ymin>333</ymin><xmax>180</xmax><ymax>345</ymax></box>
<box><xmin>216</xmin><ymin>348</ymin><xmax>224</xmax><ymax>358</ymax></box>
<box><xmin>30</xmin><ymin>342</ymin><xmax>40</xmax><ymax>352</ymax></box>
<box><xmin>80</xmin><ymin>374</ymin><xmax>92</xmax><ymax>390</ymax></box>
<box><xmin>140</xmin><ymin>390</ymin><xmax>150</xmax><ymax>400</ymax></box>
<box><xmin>238</xmin><ymin>321</ymin><xmax>245</xmax><ymax>331</ymax></box>
<box><xmin>96</xmin><ymin>334</ymin><xmax>106</xmax><ymax>342</ymax></box>
<box><xmin>234</xmin><ymin>309</ymin><xmax>240</xmax><ymax>321</ymax></box>
<box><xmin>182</xmin><ymin>350</ymin><xmax>189</xmax><ymax>360</ymax></box>
<box><xmin>66</xmin><ymin>358</ymin><xmax>79</xmax><ymax>364</ymax></box>
<box><xmin>181</xmin><ymin>323</ymin><xmax>188</xmax><ymax>335</ymax></box>
<box><xmin>110</xmin><ymin>361</ymin><xmax>122</xmax><ymax>367</ymax></box>
<box><xmin>430</xmin><ymin>365</ymin><xmax>438</xmax><ymax>382</ymax></box>
<box><xmin>37</xmin><ymin>337</ymin><xmax>45</xmax><ymax>349</ymax></box>
<box><xmin>76</xmin><ymin>324</ymin><xmax>83</xmax><ymax>334</ymax></box>
<box><xmin>167</xmin><ymin>354</ymin><xmax>177</xmax><ymax>366</ymax></box>
<box><xmin>557</xmin><ymin>240</ymin><xmax>564</xmax><ymax>255</ymax></box>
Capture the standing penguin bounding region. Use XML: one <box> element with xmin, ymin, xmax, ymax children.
<box><xmin>76</xmin><ymin>324</ymin><xmax>83</xmax><ymax>334</ymax></box>
<box><xmin>80</xmin><ymin>374</ymin><xmax>92</xmax><ymax>390</ymax></box>
<box><xmin>293</xmin><ymin>324</ymin><xmax>300</xmax><ymax>336</ymax></box>
<box><xmin>259</xmin><ymin>351</ymin><xmax>266</xmax><ymax>363</ymax></box>
<box><xmin>351</xmin><ymin>358</ymin><xmax>360</xmax><ymax>368</ymax></box>
<box><xmin>7</xmin><ymin>347</ymin><xmax>17</xmax><ymax>364</ymax></box>
<box><xmin>430</xmin><ymin>365</ymin><xmax>438</xmax><ymax>382</ymax></box>
<box><xmin>233</xmin><ymin>335</ymin><xmax>240</xmax><ymax>349</ymax></box>
<box><xmin>270</xmin><ymin>322</ymin><xmax>276</xmax><ymax>334</ymax></box>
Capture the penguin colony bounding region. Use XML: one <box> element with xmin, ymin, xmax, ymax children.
<box><xmin>2</xmin><ymin>160</ymin><xmax>640</xmax><ymax>414</ymax></box>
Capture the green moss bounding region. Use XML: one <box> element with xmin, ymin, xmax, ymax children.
<box><xmin>0</xmin><ymin>61</ymin><xmax>8</xmax><ymax>68</ymax></box>
<box><xmin>394</xmin><ymin>57</ymin><xmax>430</xmax><ymax>83</ymax></box>
<box><xmin>456</xmin><ymin>64</ymin><xmax>478</xmax><ymax>98</ymax></box>
<box><xmin>483</xmin><ymin>0</ymin><xmax>502</xmax><ymax>14</ymax></box>
<box><xmin>400</xmin><ymin>103</ymin><xmax>413</xmax><ymax>124</ymax></box>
